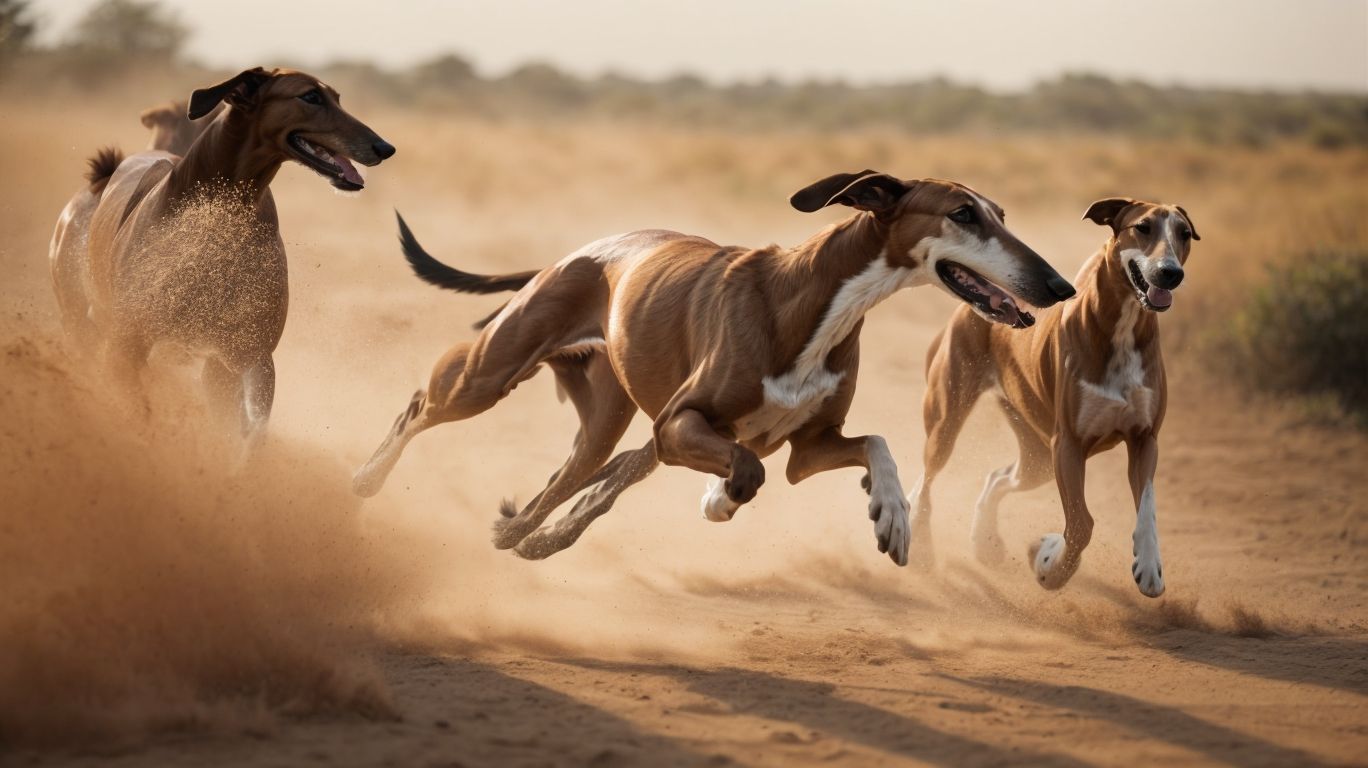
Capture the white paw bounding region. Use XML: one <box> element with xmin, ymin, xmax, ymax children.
<box><xmin>1032</xmin><ymin>533</ymin><xmax>1066</xmax><ymax>583</ymax></box>
<box><xmin>870</xmin><ymin>488</ymin><xmax>910</xmax><ymax>566</ymax></box>
<box><xmin>700</xmin><ymin>476</ymin><xmax>740</xmax><ymax>522</ymax></box>
<box><xmin>352</xmin><ymin>465</ymin><xmax>382</xmax><ymax>498</ymax></box>
<box><xmin>1132</xmin><ymin>536</ymin><xmax>1165</xmax><ymax>598</ymax></box>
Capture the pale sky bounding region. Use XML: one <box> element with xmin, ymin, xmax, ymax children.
<box><xmin>31</xmin><ymin>0</ymin><xmax>1368</xmax><ymax>93</ymax></box>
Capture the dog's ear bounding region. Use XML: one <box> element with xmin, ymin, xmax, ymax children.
<box><xmin>1175</xmin><ymin>205</ymin><xmax>1201</xmax><ymax>240</ymax></box>
<box><xmin>188</xmin><ymin>68</ymin><xmax>271</xmax><ymax>119</ymax></box>
<box><xmin>139</xmin><ymin>101</ymin><xmax>188</xmax><ymax>128</ymax></box>
<box><xmin>790</xmin><ymin>170</ymin><xmax>912</xmax><ymax>215</ymax></box>
<box><xmin>139</xmin><ymin>105</ymin><xmax>172</xmax><ymax>129</ymax></box>
<box><xmin>1082</xmin><ymin>197</ymin><xmax>1139</xmax><ymax>232</ymax></box>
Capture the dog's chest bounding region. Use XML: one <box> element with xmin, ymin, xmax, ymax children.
<box><xmin>735</xmin><ymin>368</ymin><xmax>846</xmax><ymax>445</ymax></box>
<box><xmin>1074</xmin><ymin>302</ymin><xmax>1157</xmax><ymax>438</ymax></box>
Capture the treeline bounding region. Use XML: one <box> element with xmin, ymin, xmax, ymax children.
<box><xmin>2</xmin><ymin>0</ymin><xmax>1365</xmax><ymax>147</ymax></box>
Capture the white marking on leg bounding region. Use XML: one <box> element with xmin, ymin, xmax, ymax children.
<box><xmin>1132</xmin><ymin>482</ymin><xmax>1165</xmax><ymax>597</ymax></box>
<box><xmin>1032</xmin><ymin>533</ymin><xmax>1066</xmax><ymax>584</ymax></box>
<box><xmin>866</xmin><ymin>436</ymin><xmax>910</xmax><ymax>566</ymax></box>
<box><xmin>700</xmin><ymin>475</ymin><xmax>740</xmax><ymax>522</ymax></box>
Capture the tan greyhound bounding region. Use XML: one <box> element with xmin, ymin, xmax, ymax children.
<box><xmin>354</xmin><ymin>171</ymin><xmax>1077</xmax><ymax>564</ymax></box>
<box><xmin>49</xmin><ymin>67</ymin><xmax>394</xmax><ymax>439</ymax></box>
<box><xmin>914</xmin><ymin>198</ymin><xmax>1198</xmax><ymax>596</ymax></box>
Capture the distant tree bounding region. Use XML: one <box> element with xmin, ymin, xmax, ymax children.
<box><xmin>67</xmin><ymin>0</ymin><xmax>187</xmax><ymax>61</ymax></box>
<box><xmin>412</xmin><ymin>53</ymin><xmax>476</xmax><ymax>89</ymax></box>
<box><xmin>0</xmin><ymin>0</ymin><xmax>35</xmax><ymax>54</ymax></box>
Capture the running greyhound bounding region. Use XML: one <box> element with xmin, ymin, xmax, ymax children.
<box><xmin>354</xmin><ymin>171</ymin><xmax>1076</xmax><ymax>564</ymax></box>
<box><xmin>49</xmin><ymin>67</ymin><xmax>394</xmax><ymax>441</ymax></box>
<box><xmin>914</xmin><ymin>198</ymin><xmax>1198</xmax><ymax>596</ymax></box>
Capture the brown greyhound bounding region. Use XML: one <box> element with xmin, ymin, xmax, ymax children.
<box><xmin>140</xmin><ymin>100</ymin><xmax>223</xmax><ymax>155</ymax></box>
<box><xmin>49</xmin><ymin>67</ymin><xmax>394</xmax><ymax>439</ymax></box>
<box><xmin>914</xmin><ymin>198</ymin><xmax>1198</xmax><ymax>596</ymax></box>
<box><xmin>353</xmin><ymin>171</ymin><xmax>1076</xmax><ymax>564</ymax></box>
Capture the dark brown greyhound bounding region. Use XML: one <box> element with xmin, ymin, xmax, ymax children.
<box><xmin>354</xmin><ymin>172</ymin><xmax>1077</xmax><ymax>564</ymax></box>
<box><xmin>49</xmin><ymin>67</ymin><xmax>394</xmax><ymax>441</ymax></box>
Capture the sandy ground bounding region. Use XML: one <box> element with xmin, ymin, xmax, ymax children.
<box><xmin>1</xmin><ymin>100</ymin><xmax>1366</xmax><ymax>767</ymax></box>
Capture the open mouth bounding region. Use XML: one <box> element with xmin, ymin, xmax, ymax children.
<box><xmin>936</xmin><ymin>261</ymin><xmax>1035</xmax><ymax>328</ymax></box>
<box><xmin>288</xmin><ymin>133</ymin><xmax>365</xmax><ymax>191</ymax></box>
<box><xmin>1126</xmin><ymin>259</ymin><xmax>1173</xmax><ymax>312</ymax></box>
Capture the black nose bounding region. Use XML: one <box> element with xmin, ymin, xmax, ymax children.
<box><xmin>1047</xmin><ymin>275</ymin><xmax>1076</xmax><ymax>301</ymax></box>
<box><xmin>372</xmin><ymin>140</ymin><xmax>396</xmax><ymax>160</ymax></box>
<box><xmin>1154</xmin><ymin>265</ymin><xmax>1184</xmax><ymax>289</ymax></box>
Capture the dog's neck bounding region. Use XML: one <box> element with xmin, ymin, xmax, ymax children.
<box><xmin>765</xmin><ymin>212</ymin><xmax>897</xmax><ymax>367</ymax></box>
<box><xmin>1074</xmin><ymin>238</ymin><xmax>1159</xmax><ymax>348</ymax></box>
<box><xmin>166</xmin><ymin>108</ymin><xmax>283</xmax><ymax>205</ymax></box>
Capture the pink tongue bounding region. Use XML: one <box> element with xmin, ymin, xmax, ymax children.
<box><xmin>336</xmin><ymin>156</ymin><xmax>364</xmax><ymax>186</ymax></box>
<box><xmin>1147</xmin><ymin>285</ymin><xmax>1173</xmax><ymax>308</ymax></box>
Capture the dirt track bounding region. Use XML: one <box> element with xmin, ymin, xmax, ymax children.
<box><xmin>2</xmin><ymin>102</ymin><xmax>1366</xmax><ymax>766</ymax></box>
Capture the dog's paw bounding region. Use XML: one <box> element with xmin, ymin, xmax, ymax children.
<box><xmin>1132</xmin><ymin>505</ymin><xmax>1165</xmax><ymax>598</ymax></box>
<box><xmin>1029</xmin><ymin>533</ymin><xmax>1073</xmax><ymax>590</ymax></box>
<box><xmin>701</xmin><ymin>476</ymin><xmax>741</xmax><ymax>522</ymax></box>
<box><xmin>1132</xmin><ymin>556</ymin><xmax>1165</xmax><ymax>598</ymax></box>
<box><xmin>351</xmin><ymin>466</ymin><xmax>383</xmax><ymax>498</ymax></box>
<box><xmin>725</xmin><ymin>449</ymin><xmax>765</xmax><ymax>504</ymax></box>
<box><xmin>870</xmin><ymin>490</ymin><xmax>911</xmax><ymax>567</ymax></box>
<box><xmin>490</xmin><ymin>513</ymin><xmax>530</xmax><ymax>550</ymax></box>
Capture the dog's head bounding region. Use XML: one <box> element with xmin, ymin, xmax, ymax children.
<box><xmin>791</xmin><ymin>171</ymin><xmax>1075</xmax><ymax>328</ymax></box>
<box><xmin>140</xmin><ymin>100</ymin><xmax>219</xmax><ymax>155</ymax></box>
<box><xmin>187</xmin><ymin>67</ymin><xmax>396</xmax><ymax>192</ymax></box>
<box><xmin>1084</xmin><ymin>198</ymin><xmax>1199</xmax><ymax>312</ymax></box>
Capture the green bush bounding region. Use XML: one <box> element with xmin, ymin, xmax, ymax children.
<box><xmin>1222</xmin><ymin>249</ymin><xmax>1368</xmax><ymax>426</ymax></box>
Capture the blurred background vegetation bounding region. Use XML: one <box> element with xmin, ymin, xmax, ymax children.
<box><xmin>2</xmin><ymin>0</ymin><xmax>1366</xmax><ymax>426</ymax></box>
<box><xmin>2</xmin><ymin>0</ymin><xmax>1366</xmax><ymax>148</ymax></box>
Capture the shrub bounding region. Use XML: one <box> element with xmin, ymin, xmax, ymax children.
<box><xmin>1220</xmin><ymin>249</ymin><xmax>1368</xmax><ymax>426</ymax></box>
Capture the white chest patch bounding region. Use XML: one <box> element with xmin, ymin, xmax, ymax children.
<box><xmin>1075</xmin><ymin>301</ymin><xmax>1157</xmax><ymax>438</ymax></box>
<box><xmin>735</xmin><ymin>256</ymin><xmax>914</xmax><ymax>445</ymax></box>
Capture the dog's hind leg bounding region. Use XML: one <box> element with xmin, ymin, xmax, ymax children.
<box><xmin>910</xmin><ymin>320</ymin><xmax>992</xmax><ymax>567</ymax></box>
<box><xmin>492</xmin><ymin>352</ymin><xmax>637</xmax><ymax>550</ymax></box>
<box><xmin>513</xmin><ymin>439</ymin><xmax>659</xmax><ymax>560</ymax></box>
<box><xmin>240</xmin><ymin>356</ymin><xmax>275</xmax><ymax>446</ymax></box>
<box><xmin>971</xmin><ymin>400</ymin><xmax>1052</xmax><ymax>566</ymax></box>
<box><xmin>352</xmin><ymin>342</ymin><xmax>474</xmax><ymax>497</ymax></box>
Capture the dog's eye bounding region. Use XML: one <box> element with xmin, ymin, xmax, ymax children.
<box><xmin>948</xmin><ymin>206</ymin><xmax>975</xmax><ymax>225</ymax></box>
<box><xmin>1134</xmin><ymin>222</ymin><xmax>1151</xmax><ymax>235</ymax></box>
<box><xmin>298</xmin><ymin>89</ymin><xmax>323</xmax><ymax>105</ymax></box>
<box><xmin>1178</xmin><ymin>228</ymin><xmax>1191</xmax><ymax>241</ymax></box>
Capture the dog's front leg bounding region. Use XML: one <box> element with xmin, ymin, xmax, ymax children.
<box><xmin>1126</xmin><ymin>433</ymin><xmax>1165</xmax><ymax>597</ymax></box>
<box><xmin>1030</xmin><ymin>433</ymin><xmax>1094</xmax><ymax>589</ymax></box>
<box><xmin>787</xmin><ymin>427</ymin><xmax>910</xmax><ymax>567</ymax></box>
<box><xmin>656</xmin><ymin>408</ymin><xmax>766</xmax><ymax>508</ymax></box>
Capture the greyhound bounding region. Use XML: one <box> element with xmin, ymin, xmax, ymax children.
<box><xmin>354</xmin><ymin>171</ymin><xmax>1076</xmax><ymax>564</ymax></box>
<box><xmin>914</xmin><ymin>198</ymin><xmax>1198</xmax><ymax>596</ymax></box>
<box><xmin>49</xmin><ymin>67</ymin><xmax>394</xmax><ymax>440</ymax></box>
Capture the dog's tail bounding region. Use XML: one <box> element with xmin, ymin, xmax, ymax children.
<box><xmin>397</xmin><ymin>211</ymin><xmax>539</xmax><ymax>297</ymax></box>
<box><xmin>84</xmin><ymin>147</ymin><xmax>124</xmax><ymax>194</ymax></box>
